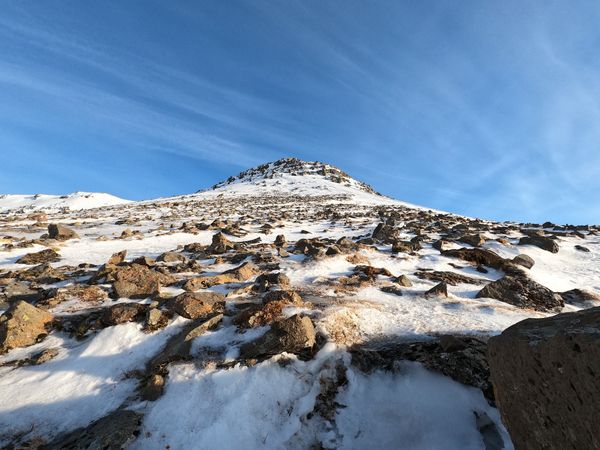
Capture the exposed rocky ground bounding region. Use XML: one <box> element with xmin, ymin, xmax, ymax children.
<box><xmin>0</xmin><ymin>158</ymin><xmax>598</xmax><ymax>449</ymax></box>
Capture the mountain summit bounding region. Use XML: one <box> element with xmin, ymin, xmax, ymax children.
<box><xmin>208</xmin><ymin>158</ymin><xmax>380</xmax><ymax>196</ymax></box>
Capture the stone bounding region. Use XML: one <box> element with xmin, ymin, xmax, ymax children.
<box><xmin>107</xmin><ymin>250</ymin><xmax>127</xmax><ymax>265</ymax></box>
<box><xmin>425</xmin><ymin>281</ymin><xmax>448</xmax><ymax>297</ymax></box>
<box><xmin>518</xmin><ymin>235</ymin><xmax>559</xmax><ymax>253</ymax></box>
<box><xmin>354</xmin><ymin>265</ymin><xmax>393</xmax><ymax>278</ymax></box>
<box><xmin>144</xmin><ymin>308</ymin><xmax>169</xmax><ymax>332</ymax></box>
<box><xmin>380</xmin><ymin>285</ymin><xmax>403</xmax><ymax>296</ymax></box>
<box><xmin>48</xmin><ymin>223</ymin><xmax>79</xmax><ymax>241</ymax></box>
<box><xmin>1</xmin><ymin>281</ymin><xmax>45</xmax><ymax>303</ymax></box>
<box><xmin>574</xmin><ymin>244</ymin><xmax>590</xmax><ymax>253</ymax></box>
<box><xmin>396</xmin><ymin>274</ymin><xmax>413</xmax><ymax>287</ymax></box>
<box><xmin>262</xmin><ymin>289</ymin><xmax>302</xmax><ymax>304</ymax></box>
<box><xmin>169</xmin><ymin>292</ymin><xmax>225</xmax><ymax>319</ymax></box>
<box><xmin>240</xmin><ymin>314</ymin><xmax>316</xmax><ymax>359</ymax></box>
<box><xmin>416</xmin><ymin>270</ymin><xmax>483</xmax><ymax>286</ymax></box>
<box><xmin>112</xmin><ymin>264</ymin><xmax>161</xmax><ymax>299</ymax></box>
<box><xmin>42</xmin><ymin>409</ymin><xmax>143</xmax><ymax>450</ymax></box>
<box><xmin>459</xmin><ymin>233</ymin><xmax>486</xmax><ymax>247</ymax></box>
<box><xmin>476</xmin><ymin>275</ymin><xmax>563</xmax><ymax>312</ymax></box>
<box><xmin>488</xmin><ymin>307</ymin><xmax>600</xmax><ymax>450</ymax></box>
<box><xmin>157</xmin><ymin>251</ymin><xmax>187</xmax><ymax>263</ymax></box>
<box><xmin>559</xmin><ymin>288</ymin><xmax>600</xmax><ymax>307</ymax></box>
<box><xmin>184</xmin><ymin>262</ymin><xmax>259</xmax><ymax>290</ymax></box>
<box><xmin>371</xmin><ymin>223</ymin><xmax>399</xmax><ymax>243</ymax></box>
<box><xmin>442</xmin><ymin>248</ymin><xmax>506</xmax><ymax>270</ymax></box>
<box><xmin>274</xmin><ymin>234</ymin><xmax>287</xmax><ymax>247</ymax></box>
<box><xmin>100</xmin><ymin>302</ymin><xmax>147</xmax><ymax>326</ymax></box>
<box><xmin>16</xmin><ymin>249</ymin><xmax>60</xmax><ymax>265</ymax></box>
<box><xmin>512</xmin><ymin>254</ymin><xmax>535</xmax><ymax>269</ymax></box>
<box><xmin>141</xmin><ymin>374</ymin><xmax>165</xmax><ymax>401</ymax></box>
<box><xmin>391</xmin><ymin>240</ymin><xmax>421</xmax><ymax>254</ymax></box>
<box><xmin>0</xmin><ymin>301</ymin><xmax>53</xmax><ymax>353</ymax></box>
<box><xmin>254</xmin><ymin>272</ymin><xmax>291</xmax><ymax>292</ymax></box>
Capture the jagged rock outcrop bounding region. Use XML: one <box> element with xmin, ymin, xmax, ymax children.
<box><xmin>476</xmin><ymin>275</ymin><xmax>563</xmax><ymax>312</ymax></box>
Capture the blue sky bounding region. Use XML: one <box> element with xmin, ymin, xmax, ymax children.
<box><xmin>1</xmin><ymin>0</ymin><xmax>599</xmax><ymax>224</ymax></box>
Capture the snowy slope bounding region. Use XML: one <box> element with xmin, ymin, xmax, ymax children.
<box><xmin>0</xmin><ymin>158</ymin><xmax>598</xmax><ymax>449</ymax></box>
<box><xmin>0</xmin><ymin>192</ymin><xmax>130</xmax><ymax>213</ymax></box>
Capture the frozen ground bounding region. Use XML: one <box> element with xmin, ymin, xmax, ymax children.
<box><xmin>0</xmin><ymin>158</ymin><xmax>597</xmax><ymax>448</ymax></box>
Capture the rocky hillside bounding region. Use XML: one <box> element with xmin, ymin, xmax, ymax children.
<box><xmin>0</xmin><ymin>159</ymin><xmax>598</xmax><ymax>449</ymax></box>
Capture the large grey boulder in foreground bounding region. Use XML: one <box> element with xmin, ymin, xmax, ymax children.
<box><xmin>488</xmin><ymin>307</ymin><xmax>600</xmax><ymax>450</ymax></box>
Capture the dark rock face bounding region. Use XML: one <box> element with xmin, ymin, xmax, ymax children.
<box><xmin>416</xmin><ymin>270</ymin><xmax>484</xmax><ymax>286</ymax></box>
<box><xmin>425</xmin><ymin>281</ymin><xmax>448</xmax><ymax>297</ymax></box>
<box><xmin>559</xmin><ymin>288</ymin><xmax>600</xmax><ymax>307</ymax></box>
<box><xmin>47</xmin><ymin>223</ymin><xmax>79</xmax><ymax>241</ymax></box>
<box><xmin>42</xmin><ymin>409</ymin><xmax>143</xmax><ymax>450</ymax></box>
<box><xmin>16</xmin><ymin>249</ymin><xmax>60</xmax><ymax>265</ymax></box>
<box><xmin>240</xmin><ymin>314</ymin><xmax>316</xmax><ymax>359</ymax></box>
<box><xmin>350</xmin><ymin>336</ymin><xmax>494</xmax><ymax>401</ymax></box>
<box><xmin>488</xmin><ymin>307</ymin><xmax>600</xmax><ymax>450</ymax></box>
<box><xmin>0</xmin><ymin>301</ymin><xmax>53</xmax><ymax>353</ymax></box>
<box><xmin>518</xmin><ymin>235</ymin><xmax>559</xmax><ymax>253</ymax></box>
<box><xmin>476</xmin><ymin>275</ymin><xmax>563</xmax><ymax>312</ymax></box>
<box><xmin>391</xmin><ymin>240</ymin><xmax>421</xmax><ymax>254</ymax></box>
<box><xmin>371</xmin><ymin>223</ymin><xmax>399</xmax><ymax>243</ymax></box>
<box><xmin>574</xmin><ymin>245</ymin><xmax>590</xmax><ymax>253</ymax></box>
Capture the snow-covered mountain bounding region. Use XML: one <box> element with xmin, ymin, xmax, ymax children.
<box><xmin>0</xmin><ymin>158</ymin><xmax>598</xmax><ymax>449</ymax></box>
<box><xmin>0</xmin><ymin>191</ymin><xmax>130</xmax><ymax>214</ymax></box>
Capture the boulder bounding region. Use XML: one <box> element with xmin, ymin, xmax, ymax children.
<box><xmin>518</xmin><ymin>235</ymin><xmax>559</xmax><ymax>253</ymax></box>
<box><xmin>488</xmin><ymin>307</ymin><xmax>600</xmax><ymax>450</ymax></box>
<box><xmin>16</xmin><ymin>249</ymin><xmax>60</xmax><ymax>265</ymax></box>
<box><xmin>425</xmin><ymin>281</ymin><xmax>448</xmax><ymax>297</ymax></box>
<box><xmin>574</xmin><ymin>245</ymin><xmax>590</xmax><ymax>253</ymax></box>
<box><xmin>396</xmin><ymin>275</ymin><xmax>413</xmax><ymax>287</ymax></box>
<box><xmin>274</xmin><ymin>234</ymin><xmax>287</xmax><ymax>247</ymax></box>
<box><xmin>559</xmin><ymin>288</ymin><xmax>600</xmax><ymax>307</ymax></box>
<box><xmin>0</xmin><ymin>301</ymin><xmax>53</xmax><ymax>353</ymax></box>
<box><xmin>416</xmin><ymin>270</ymin><xmax>483</xmax><ymax>286</ymax></box>
<box><xmin>459</xmin><ymin>233</ymin><xmax>486</xmax><ymax>247</ymax></box>
<box><xmin>157</xmin><ymin>251</ymin><xmax>187</xmax><ymax>263</ymax></box>
<box><xmin>391</xmin><ymin>240</ymin><xmax>421</xmax><ymax>254</ymax></box>
<box><xmin>371</xmin><ymin>223</ymin><xmax>399</xmax><ymax>243</ymax></box>
<box><xmin>107</xmin><ymin>250</ymin><xmax>127</xmax><ymax>265</ymax></box>
<box><xmin>184</xmin><ymin>262</ymin><xmax>259</xmax><ymax>290</ymax></box>
<box><xmin>476</xmin><ymin>275</ymin><xmax>563</xmax><ymax>312</ymax></box>
<box><xmin>512</xmin><ymin>254</ymin><xmax>535</xmax><ymax>269</ymax></box>
<box><xmin>48</xmin><ymin>223</ymin><xmax>79</xmax><ymax>241</ymax></box>
<box><xmin>240</xmin><ymin>314</ymin><xmax>316</xmax><ymax>359</ymax></box>
<box><xmin>169</xmin><ymin>292</ymin><xmax>225</xmax><ymax>319</ymax></box>
<box><xmin>442</xmin><ymin>248</ymin><xmax>506</xmax><ymax>270</ymax></box>
<box><xmin>112</xmin><ymin>264</ymin><xmax>161</xmax><ymax>299</ymax></box>
<box><xmin>262</xmin><ymin>289</ymin><xmax>302</xmax><ymax>304</ymax></box>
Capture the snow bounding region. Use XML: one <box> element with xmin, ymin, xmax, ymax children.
<box><xmin>0</xmin><ymin>191</ymin><xmax>130</xmax><ymax>213</ymax></box>
<box><xmin>0</xmin><ymin>320</ymin><xmax>187</xmax><ymax>445</ymax></box>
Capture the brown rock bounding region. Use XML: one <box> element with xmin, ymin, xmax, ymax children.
<box><xmin>48</xmin><ymin>223</ymin><xmax>79</xmax><ymax>241</ymax></box>
<box><xmin>518</xmin><ymin>235</ymin><xmax>559</xmax><ymax>253</ymax></box>
<box><xmin>169</xmin><ymin>292</ymin><xmax>225</xmax><ymax>319</ymax></box>
<box><xmin>112</xmin><ymin>264</ymin><xmax>161</xmax><ymax>299</ymax></box>
<box><xmin>240</xmin><ymin>314</ymin><xmax>316</xmax><ymax>359</ymax></box>
<box><xmin>425</xmin><ymin>281</ymin><xmax>448</xmax><ymax>297</ymax></box>
<box><xmin>107</xmin><ymin>250</ymin><xmax>127</xmax><ymax>265</ymax></box>
<box><xmin>0</xmin><ymin>301</ymin><xmax>53</xmax><ymax>353</ymax></box>
<box><xmin>16</xmin><ymin>249</ymin><xmax>61</xmax><ymax>265</ymax></box>
<box><xmin>100</xmin><ymin>302</ymin><xmax>147</xmax><ymax>326</ymax></box>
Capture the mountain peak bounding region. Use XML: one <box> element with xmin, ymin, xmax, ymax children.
<box><xmin>210</xmin><ymin>157</ymin><xmax>379</xmax><ymax>196</ymax></box>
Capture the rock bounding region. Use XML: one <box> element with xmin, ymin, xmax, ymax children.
<box><xmin>42</xmin><ymin>409</ymin><xmax>143</xmax><ymax>450</ymax></box>
<box><xmin>274</xmin><ymin>234</ymin><xmax>287</xmax><ymax>247</ymax></box>
<box><xmin>208</xmin><ymin>232</ymin><xmax>235</xmax><ymax>254</ymax></box>
<box><xmin>112</xmin><ymin>264</ymin><xmax>161</xmax><ymax>299</ymax></box>
<box><xmin>475</xmin><ymin>411</ymin><xmax>505</xmax><ymax>450</ymax></box>
<box><xmin>254</xmin><ymin>272</ymin><xmax>291</xmax><ymax>292</ymax></box>
<box><xmin>147</xmin><ymin>314</ymin><xmax>223</xmax><ymax>372</ymax></box>
<box><xmin>518</xmin><ymin>235</ymin><xmax>559</xmax><ymax>253</ymax></box>
<box><xmin>416</xmin><ymin>270</ymin><xmax>483</xmax><ymax>286</ymax></box>
<box><xmin>559</xmin><ymin>288</ymin><xmax>600</xmax><ymax>307</ymax></box>
<box><xmin>141</xmin><ymin>374</ymin><xmax>165</xmax><ymax>401</ymax></box>
<box><xmin>574</xmin><ymin>244</ymin><xmax>590</xmax><ymax>253</ymax></box>
<box><xmin>354</xmin><ymin>265</ymin><xmax>393</xmax><ymax>278</ymax></box>
<box><xmin>432</xmin><ymin>239</ymin><xmax>448</xmax><ymax>251</ymax></box>
<box><xmin>157</xmin><ymin>251</ymin><xmax>187</xmax><ymax>263</ymax></box>
<box><xmin>107</xmin><ymin>250</ymin><xmax>127</xmax><ymax>265</ymax></box>
<box><xmin>512</xmin><ymin>254</ymin><xmax>535</xmax><ymax>269</ymax></box>
<box><xmin>16</xmin><ymin>249</ymin><xmax>60</xmax><ymax>265</ymax></box>
<box><xmin>240</xmin><ymin>314</ymin><xmax>316</xmax><ymax>359</ymax></box>
<box><xmin>396</xmin><ymin>274</ymin><xmax>413</xmax><ymax>287</ymax></box>
<box><xmin>262</xmin><ymin>290</ymin><xmax>302</xmax><ymax>304</ymax></box>
<box><xmin>459</xmin><ymin>233</ymin><xmax>486</xmax><ymax>247</ymax></box>
<box><xmin>144</xmin><ymin>308</ymin><xmax>169</xmax><ymax>332</ymax></box>
<box><xmin>29</xmin><ymin>347</ymin><xmax>60</xmax><ymax>365</ymax></box>
<box><xmin>169</xmin><ymin>292</ymin><xmax>225</xmax><ymax>319</ymax></box>
<box><xmin>18</xmin><ymin>263</ymin><xmax>66</xmax><ymax>284</ymax></box>
<box><xmin>234</xmin><ymin>301</ymin><xmax>291</xmax><ymax>328</ymax></box>
<box><xmin>100</xmin><ymin>302</ymin><xmax>147</xmax><ymax>326</ymax></box>
<box><xmin>425</xmin><ymin>281</ymin><xmax>448</xmax><ymax>297</ymax></box>
<box><xmin>1</xmin><ymin>281</ymin><xmax>45</xmax><ymax>303</ymax></box>
<box><xmin>380</xmin><ymin>285</ymin><xmax>403</xmax><ymax>296</ymax></box>
<box><xmin>442</xmin><ymin>248</ymin><xmax>506</xmax><ymax>270</ymax></box>
<box><xmin>184</xmin><ymin>262</ymin><xmax>260</xmax><ymax>290</ymax></box>
<box><xmin>488</xmin><ymin>307</ymin><xmax>600</xmax><ymax>450</ymax></box>
<box><xmin>371</xmin><ymin>223</ymin><xmax>399</xmax><ymax>243</ymax></box>
<box><xmin>350</xmin><ymin>336</ymin><xmax>493</xmax><ymax>400</ymax></box>
<box><xmin>0</xmin><ymin>301</ymin><xmax>53</xmax><ymax>353</ymax></box>
<box><xmin>391</xmin><ymin>240</ymin><xmax>421</xmax><ymax>254</ymax></box>
<box><xmin>477</xmin><ymin>275</ymin><xmax>563</xmax><ymax>312</ymax></box>
<box><xmin>48</xmin><ymin>223</ymin><xmax>79</xmax><ymax>241</ymax></box>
